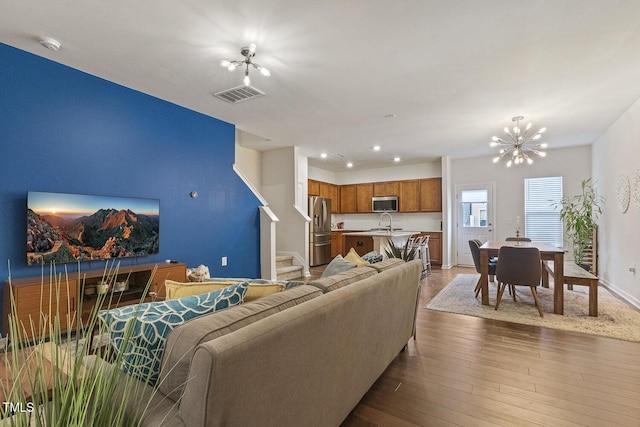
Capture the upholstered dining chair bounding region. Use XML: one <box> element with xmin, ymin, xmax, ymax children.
<box><xmin>505</xmin><ymin>237</ymin><xmax>532</xmax><ymax>242</ymax></box>
<box><xmin>495</xmin><ymin>246</ymin><xmax>543</xmax><ymax>317</ymax></box>
<box><xmin>469</xmin><ymin>240</ymin><xmax>497</xmax><ymax>297</ymax></box>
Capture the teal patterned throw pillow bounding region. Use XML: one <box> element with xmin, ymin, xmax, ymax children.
<box><xmin>362</xmin><ymin>251</ymin><xmax>384</xmax><ymax>263</ymax></box>
<box><xmin>98</xmin><ymin>282</ymin><xmax>248</xmax><ymax>385</ymax></box>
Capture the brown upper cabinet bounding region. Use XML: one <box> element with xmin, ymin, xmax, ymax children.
<box><xmin>321</xmin><ymin>182</ymin><xmax>340</xmax><ymax>213</ymax></box>
<box><xmin>420</xmin><ymin>178</ymin><xmax>442</xmax><ymax>212</ymax></box>
<box><xmin>309</xmin><ymin>177</ymin><xmax>442</xmax><ymax>214</ymax></box>
<box><xmin>309</xmin><ymin>179</ymin><xmax>339</xmax><ymax>213</ymax></box>
<box><xmin>399</xmin><ymin>180</ymin><xmax>420</xmax><ymax>212</ymax></box>
<box><xmin>308</xmin><ymin>179</ymin><xmax>320</xmax><ymax>196</ymax></box>
<box><xmin>373</xmin><ymin>181</ymin><xmax>400</xmax><ymax>197</ymax></box>
<box><xmin>356</xmin><ymin>183</ymin><xmax>374</xmax><ymax>213</ymax></box>
<box><xmin>339</xmin><ymin>184</ymin><xmax>357</xmax><ymax>213</ymax></box>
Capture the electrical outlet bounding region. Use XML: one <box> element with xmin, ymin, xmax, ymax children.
<box><xmin>221</xmin><ymin>256</ymin><xmax>227</xmax><ymax>266</ymax></box>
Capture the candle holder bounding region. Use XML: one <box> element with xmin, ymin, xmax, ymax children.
<box><xmin>514</xmin><ymin>229</ymin><xmax>522</xmax><ymax>245</ymax></box>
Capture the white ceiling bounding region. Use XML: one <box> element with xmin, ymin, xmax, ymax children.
<box><xmin>3</xmin><ymin>0</ymin><xmax>640</xmax><ymax>172</ymax></box>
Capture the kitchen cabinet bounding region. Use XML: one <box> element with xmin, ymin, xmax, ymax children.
<box><xmin>308</xmin><ymin>179</ymin><xmax>320</xmax><ymax>196</ymax></box>
<box><xmin>330</xmin><ymin>231</ymin><xmax>344</xmax><ymax>258</ymax></box>
<box><xmin>321</xmin><ymin>182</ymin><xmax>340</xmax><ymax>213</ymax></box>
<box><xmin>319</xmin><ymin>181</ymin><xmax>332</xmax><ymax>199</ymax></box>
<box><xmin>311</xmin><ymin>177</ymin><xmax>442</xmax><ymax>214</ymax></box>
<box><xmin>420</xmin><ymin>178</ymin><xmax>442</xmax><ymax>212</ymax></box>
<box><xmin>373</xmin><ymin>181</ymin><xmax>399</xmax><ymax>197</ymax></box>
<box><xmin>343</xmin><ymin>235</ymin><xmax>373</xmax><ymax>256</ymax></box>
<box><xmin>399</xmin><ymin>180</ymin><xmax>420</xmax><ymax>212</ymax></box>
<box><xmin>356</xmin><ymin>183</ymin><xmax>373</xmax><ymax>213</ymax></box>
<box><xmin>340</xmin><ymin>184</ymin><xmax>357</xmax><ymax>213</ymax></box>
<box><xmin>308</xmin><ymin>179</ymin><xmax>340</xmax><ymax>213</ymax></box>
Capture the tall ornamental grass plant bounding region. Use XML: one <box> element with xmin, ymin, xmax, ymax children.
<box><xmin>0</xmin><ymin>261</ymin><xmax>171</xmax><ymax>427</ymax></box>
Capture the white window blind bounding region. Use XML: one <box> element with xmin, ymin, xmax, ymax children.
<box><xmin>524</xmin><ymin>176</ymin><xmax>563</xmax><ymax>248</ymax></box>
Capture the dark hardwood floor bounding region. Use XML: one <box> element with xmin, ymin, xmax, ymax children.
<box><xmin>306</xmin><ymin>265</ymin><xmax>640</xmax><ymax>427</ymax></box>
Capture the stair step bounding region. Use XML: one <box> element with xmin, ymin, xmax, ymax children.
<box><xmin>276</xmin><ymin>255</ymin><xmax>293</xmax><ymax>268</ymax></box>
<box><xmin>276</xmin><ymin>265</ymin><xmax>303</xmax><ymax>281</ymax></box>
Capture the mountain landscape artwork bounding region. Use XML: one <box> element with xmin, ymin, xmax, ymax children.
<box><xmin>27</xmin><ymin>191</ymin><xmax>159</xmax><ymax>266</ymax></box>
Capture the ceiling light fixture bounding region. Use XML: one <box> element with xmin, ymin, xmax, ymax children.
<box><xmin>393</xmin><ymin>157</ymin><xmax>401</xmax><ymax>162</ymax></box>
<box><xmin>373</xmin><ymin>145</ymin><xmax>381</xmax><ymax>151</ymax></box>
<box><xmin>320</xmin><ymin>153</ymin><xmax>328</xmax><ymax>158</ymax></box>
<box><xmin>490</xmin><ymin>116</ymin><xmax>548</xmax><ymax>167</ymax></box>
<box><xmin>346</xmin><ymin>162</ymin><xmax>354</xmax><ymax>168</ymax></box>
<box><xmin>220</xmin><ymin>43</ymin><xmax>270</xmax><ymax>87</ymax></box>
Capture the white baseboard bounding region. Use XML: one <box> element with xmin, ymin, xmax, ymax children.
<box><xmin>599</xmin><ymin>278</ymin><xmax>640</xmax><ymax>310</ymax></box>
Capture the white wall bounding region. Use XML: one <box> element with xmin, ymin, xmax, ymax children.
<box><xmin>334</xmin><ymin>162</ymin><xmax>441</xmax><ymax>184</ymax></box>
<box><xmin>592</xmin><ymin>98</ymin><xmax>640</xmax><ymax>308</ymax></box>
<box><xmin>261</xmin><ymin>147</ymin><xmax>308</xmax><ymax>265</ymax></box>
<box><xmin>235</xmin><ymin>143</ymin><xmax>262</xmax><ymax>189</ymax></box>
<box><xmin>308</xmin><ymin>165</ymin><xmax>336</xmax><ymax>183</ymax></box>
<box><xmin>450</xmin><ymin>145</ymin><xmax>591</xmax><ymax>263</ymax></box>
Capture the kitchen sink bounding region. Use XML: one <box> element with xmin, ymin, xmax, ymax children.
<box><xmin>369</xmin><ymin>227</ymin><xmax>403</xmax><ymax>231</ymax></box>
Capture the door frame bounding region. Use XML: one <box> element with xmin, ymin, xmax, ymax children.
<box><xmin>454</xmin><ymin>182</ymin><xmax>496</xmax><ymax>266</ymax></box>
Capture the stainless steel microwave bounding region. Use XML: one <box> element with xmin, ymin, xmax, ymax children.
<box><xmin>372</xmin><ymin>196</ymin><xmax>399</xmax><ymax>212</ymax></box>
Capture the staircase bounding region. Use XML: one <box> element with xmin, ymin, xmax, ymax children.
<box><xmin>276</xmin><ymin>255</ymin><xmax>304</xmax><ymax>281</ymax></box>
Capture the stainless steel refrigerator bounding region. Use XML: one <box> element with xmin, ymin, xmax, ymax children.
<box><xmin>309</xmin><ymin>196</ymin><xmax>332</xmax><ymax>266</ymax></box>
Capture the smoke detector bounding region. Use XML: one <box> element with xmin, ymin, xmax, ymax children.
<box><xmin>39</xmin><ymin>37</ymin><xmax>61</xmax><ymax>51</ymax></box>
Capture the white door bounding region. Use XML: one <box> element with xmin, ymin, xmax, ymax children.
<box><xmin>456</xmin><ymin>184</ymin><xmax>495</xmax><ymax>266</ymax></box>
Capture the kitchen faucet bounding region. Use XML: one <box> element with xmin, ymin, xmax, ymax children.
<box><xmin>379</xmin><ymin>212</ymin><xmax>393</xmax><ymax>233</ymax></box>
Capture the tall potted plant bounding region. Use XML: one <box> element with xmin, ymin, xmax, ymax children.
<box><xmin>1</xmin><ymin>261</ymin><xmax>164</xmax><ymax>426</ymax></box>
<box><xmin>555</xmin><ymin>178</ymin><xmax>604</xmax><ymax>270</ymax></box>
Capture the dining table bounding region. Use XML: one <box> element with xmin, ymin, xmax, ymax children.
<box><xmin>479</xmin><ymin>240</ymin><xmax>566</xmax><ymax>315</ymax></box>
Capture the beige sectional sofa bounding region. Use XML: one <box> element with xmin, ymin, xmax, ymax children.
<box><xmin>122</xmin><ymin>258</ymin><xmax>422</xmax><ymax>427</ymax></box>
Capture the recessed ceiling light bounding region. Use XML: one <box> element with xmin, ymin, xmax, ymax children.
<box><xmin>346</xmin><ymin>162</ymin><xmax>354</xmax><ymax>168</ymax></box>
<box><xmin>393</xmin><ymin>157</ymin><xmax>401</xmax><ymax>162</ymax></box>
<box><xmin>373</xmin><ymin>145</ymin><xmax>381</xmax><ymax>151</ymax></box>
<box><xmin>39</xmin><ymin>37</ymin><xmax>61</xmax><ymax>51</ymax></box>
<box><xmin>320</xmin><ymin>153</ymin><xmax>328</xmax><ymax>158</ymax></box>
<box><xmin>384</xmin><ymin>114</ymin><xmax>397</xmax><ymax>119</ymax></box>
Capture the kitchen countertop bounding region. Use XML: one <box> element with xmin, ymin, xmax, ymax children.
<box><xmin>341</xmin><ymin>230</ymin><xmax>418</xmax><ymax>237</ymax></box>
<box><xmin>336</xmin><ymin>229</ymin><xmax>442</xmax><ymax>235</ymax></box>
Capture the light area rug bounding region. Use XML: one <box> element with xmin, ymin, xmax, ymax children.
<box><xmin>425</xmin><ymin>274</ymin><xmax>640</xmax><ymax>342</ymax></box>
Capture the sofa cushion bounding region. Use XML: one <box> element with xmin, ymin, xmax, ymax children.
<box><xmin>369</xmin><ymin>257</ymin><xmax>405</xmax><ymax>272</ymax></box>
<box><xmin>165</xmin><ymin>279</ymin><xmax>286</xmax><ymax>301</ymax></box>
<box><xmin>158</xmin><ymin>285</ymin><xmax>323</xmax><ymax>401</ymax></box>
<box><xmin>308</xmin><ymin>266</ymin><xmax>378</xmax><ymax>293</ymax></box>
<box><xmin>98</xmin><ymin>282</ymin><xmax>248</xmax><ymax>386</ymax></box>
<box><xmin>344</xmin><ymin>248</ymin><xmax>369</xmax><ymax>266</ymax></box>
<box><xmin>246</xmin><ymin>278</ymin><xmax>305</xmax><ymax>290</ymax></box>
<box><xmin>320</xmin><ymin>254</ymin><xmax>357</xmax><ymax>278</ymax></box>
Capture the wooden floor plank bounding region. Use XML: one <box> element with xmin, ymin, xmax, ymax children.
<box><xmin>340</xmin><ymin>266</ymin><xmax>640</xmax><ymax>427</ymax></box>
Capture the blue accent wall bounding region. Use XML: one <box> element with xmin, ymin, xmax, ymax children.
<box><xmin>0</xmin><ymin>43</ymin><xmax>261</xmax><ymax>298</ymax></box>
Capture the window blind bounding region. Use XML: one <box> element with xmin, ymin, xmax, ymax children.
<box><xmin>524</xmin><ymin>176</ymin><xmax>563</xmax><ymax>248</ymax></box>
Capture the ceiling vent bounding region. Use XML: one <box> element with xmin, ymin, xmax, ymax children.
<box><xmin>214</xmin><ymin>85</ymin><xmax>265</xmax><ymax>104</ymax></box>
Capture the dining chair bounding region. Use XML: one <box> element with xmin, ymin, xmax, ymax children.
<box><xmin>495</xmin><ymin>246</ymin><xmax>543</xmax><ymax>317</ymax></box>
<box><xmin>469</xmin><ymin>240</ymin><xmax>497</xmax><ymax>297</ymax></box>
<box><xmin>505</xmin><ymin>237</ymin><xmax>531</xmax><ymax>242</ymax></box>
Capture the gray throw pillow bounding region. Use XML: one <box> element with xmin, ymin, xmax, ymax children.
<box><xmin>321</xmin><ymin>255</ymin><xmax>357</xmax><ymax>278</ymax></box>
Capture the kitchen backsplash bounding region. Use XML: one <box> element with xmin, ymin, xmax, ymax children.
<box><xmin>332</xmin><ymin>212</ymin><xmax>442</xmax><ymax>232</ymax></box>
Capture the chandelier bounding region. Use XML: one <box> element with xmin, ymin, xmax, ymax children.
<box><xmin>220</xmin><ymin>44</ymin><xmax>270</xmax><ymax>86</ymax></box>
<box><xmin>490</xmin><ymin>116</ymin><xmax>548</xmax><ymax>167</ymax></box>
